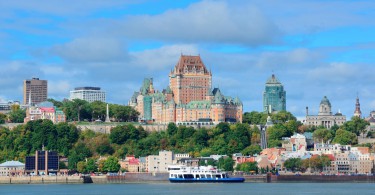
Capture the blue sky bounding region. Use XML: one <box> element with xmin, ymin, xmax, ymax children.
<box><xmin>1</xmin><ymin>0</ymin><xmax>375</xmax><ymax>119</ymax></box>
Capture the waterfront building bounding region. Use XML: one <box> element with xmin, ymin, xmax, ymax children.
<box><xmin>146</xmin><ymin>150</ymin><xmax>174</xmax><ymax>173</ymax></box>
<box><xmin>281</xmin><ymin>133</ymin><xmax>307</xmax><ymax>152</ymax></box>
<box><xmin>305</xmin><ymin>96</ymin><xmax>346</xmax><ymax>128</ymax></box>
<box><xmin>353</xmin><ymin>96</ymin><xmax>362</xmax><ymax>118</ymax></box>
<box><xmin>23</xmin><ymin>78</ymin><xmax>48</xmax><ymax>105</ymax></box>
<box><xmin>70</xmin><ymin>87</ymin><xmax>106</xmax><ymax>103</ymax></box>
<box><xmin>313</xmin><ymin>144</ymin><xmax>373</xmax><ymax>174</ymax></box>
<box><xmin>120</xmin><ymin>155</ymin><xmax>142</xmax><ymax>172</ymax></box>
<box><xmin>129</xmin><ymin>55</ymin><xmax>242</xmax><ymax>124</ymax></box>
<box><xmin>24</xmin><ymin>101</ymin><xmax>66</xmax><ymax>123</ymax></box>
<box><xmin>25</xmin><ymin>150</ymin><xmax>59</xmax><ymax>175</ymax></box>
<box><xmin>263</xmin><ymin>74</ymin><xmax>286</xmax><ymax>113</ymax></box>
<box><xmin>0</xmin><ymin>161</ymin><xmax>25</xmax><ymax>176</ymax></box>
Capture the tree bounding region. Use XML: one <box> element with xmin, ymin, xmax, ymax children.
<box><xmin>110</xmin><ymin>125</ymin><xmax>128</xmax><ymax>144</ymax></box>
<box><xmin>0</xmin><ymin>113</ymin><xmax>7</xmax><ymax>124</ymax></box>
<box><xmin>103</xmin><ymin>156</ymin><xmax>120</xmax><ymax>172</ymax></box>
<box><xmin>243</xmin><ymin>111</ymin><xmax>265</xmax><ymax>124</ymax></box>
<box><xmin>236</xmin><ymin>162</ymin><xmax>258</xmax><ymax>173</ymax></box>
<box><xmin>96</xmin><ymin>142</ymin><xmax>114</xmax><ymax>155</ymax></box>
<box><xmin>86</xmin><ymin>158</ymin><xmax>98</xmax><ymax>173</ymax></box>
<box><xmin>8</xmin><ymin>108</ymin><xmax>26</xmax><ymax>123</ymax></box>
<box><xmin>218</xmin><ymin>157</ymin><xmax>234</xmax><ymax>172</ymax></box>
<box><xmin>241</xmin><ymin>145</ymin><xmax>262</xmax><ymax>156</ymax></box>
<box><xmin>167</xmin><ymin>122</ymin><xmax>178</xmax><ymax>136</ymax></box>
<box><xmin>333</xmin><ymin>129</ymin><xmax>358</xmax><ymax>145</ymax></box>
<box><xmin>342</xmin><ymin>117</ymin><xmax>370</xmax><ymax>137</ymax></box>
<box><xmin>271</xmin><ymin>111</ymin><xmax>296</xmax><ymax>123</ymax></box>
<box><xmin>284</xmin><ymin>158</ymin><xmax>302</xmax><ymax>172</ymax></box>
<box><xmin>313</xmin><ymin>128</ymin><xmax>332</xmax><ymax>143</ymax></box>
<box><xmin>77</xmin><ymin>161</ymin><xmax>87</xmax><ymax>173</ymax></box>
<box><xmin>308</xmin><ymin>155</ymin><xmax>332</xmax><ymax>172</ymax></box>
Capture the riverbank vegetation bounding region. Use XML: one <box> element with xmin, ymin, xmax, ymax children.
<box><xmin>0</xmin><ymin>110</ymin><xmax>371</xmax><ymax>173</ymax></box>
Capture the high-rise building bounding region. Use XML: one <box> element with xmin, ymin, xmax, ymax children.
<box><xmin>263</xmin><ymin>74</ymin><xmax>286</xmax><ymax>113</ymax></box>
<box><xmin>129</xmin><ymin>55</ymin><xmax>242</xmax><ymax>124</ymax></box>
<box><xmin>354</xmin><ymin>96</ymin><xmax>362</xmax><ymax>118</ymax></box>
<box><xmin>69</xmin><ymin>87</ymin><xmax>106</xmax><ymax>103</ymax></box>
<box><xmin>23</xmin><ymin>78</ymin><xmax>48</xmax><ymax>105</ymax></box>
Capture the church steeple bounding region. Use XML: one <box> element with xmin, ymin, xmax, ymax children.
<box><xmin>354</xmin><ymin>95</ymin><xmax>362</xmax><ymax>118</ymax></box>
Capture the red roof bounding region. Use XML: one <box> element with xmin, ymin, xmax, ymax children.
<box><xmin>40</xmin><ymin>107</ymin><xmax>55</xmax><ymax>112</ymax></box>
<box><xmin>324</xmin><ymin>154</ymin><xmax>335</xmax><ymax>161</ymax></box>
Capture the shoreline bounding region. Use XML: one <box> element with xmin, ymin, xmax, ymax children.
<box><xmin>2</xmin><ymin>174</ymin><xmax>375</xmax><ymax>184</ymax></box>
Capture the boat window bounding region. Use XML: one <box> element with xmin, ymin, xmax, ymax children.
<box><xmin>200</xmin><ymin>174</ymin><xmax>206</xmax><ymax>178</ymax></box>
<box><xmin>196</xmin><ymin>174</ymin><xmax>200</xmax><ymax>178</ymax></box>
<box><xmin>216</xmin><ymin>175</ymin><xmax>221</xmax><ymax>178</ymax></box>
<box><xmin>184</xmin><ymin>174</ymin><xmax>194</xmax><ymax>179</ymax></box>
<box><xmin>206</xmin><ymin>175</ymin><xmax>211</xmax><ymax>178</ymax></box>
<box><xmin>222</xmin><ymin>174</ymin><xmax>226</xmax><ymax>178</ymax></box>
<box><xmin>178</xmin><ymin>174</ymin><xmax>183</xmax><ymax>178</ymax></box>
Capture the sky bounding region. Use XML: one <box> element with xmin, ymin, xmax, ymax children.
<box><xmin>0</xmin><ymin>0</ymin><xmax>375</xmax><ymax>119</ymax></box>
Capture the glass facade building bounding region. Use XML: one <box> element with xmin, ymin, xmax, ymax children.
<box><xmin>263</xmin><ymin>74</ymin><xmax>286</xmax><ymax>113</ymax></box>
<box><xmin>25</xmin><ymin>150</ymin><xmax>59</xmax><ymax>175</ymax></box>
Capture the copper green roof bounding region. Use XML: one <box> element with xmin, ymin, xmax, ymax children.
<box><xmin>186</xmin><ymin>100</ymin><xmax>211</xmax><ymax>109</ymax></box>
<box><xmin>320</xmin><ymin>96</ymin><xmax>331</xmax><ymax>107</ymax></box>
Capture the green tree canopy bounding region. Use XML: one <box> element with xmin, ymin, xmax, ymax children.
<box><xmin>103</xmin><ymin>156</ymin><xmax>120</xmax><ymax>172</ymax></box>
<box><xmin>218</xmin><ymin>157</ymin><xmax>234</xmax><ymax>172</ymax></box>
<box><xmin>284</xmin><ymin>158</ymin><xmax>302</xmax><ymax>172</ymax></box>
<box><xmin>313</xmin><ymin>128</ymin><xmax>332</xmax><ymax>143</ymax></box>
<box><xmin>333</xmin><ymin>129</ymin><xmax>358</xmax><ymax>145</ymax></box>
<box><xmin>235</xmin><ymin>162</ymin><xmax>258</xmax><ymax>173</ymax></box>
<box><xmin>241</xmin><ymin>145</ymin><xmax>262</xmax><ymax>156</ymax></box>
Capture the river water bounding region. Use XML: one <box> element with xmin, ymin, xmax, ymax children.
<box><xmin>0</xmin><ymin>183</ymin><xmax>374</xmax><ymax>195</ymax></box>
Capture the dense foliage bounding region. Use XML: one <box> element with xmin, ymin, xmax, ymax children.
<box><xmin>0</xmin><ymin>111</ymin><xmax>370</xmax><ymax>173</ymax></box>
<box><xmin>48</xmin><ymin>99</ymin><xmax>139</xmax><ymax>122</ymax></box>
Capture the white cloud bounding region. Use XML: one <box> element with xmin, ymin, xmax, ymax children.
<box><xmin>52</xmin><ymin>37</ymin><xmax>128</xmax><ymax>63</ymax></box>
<box><xmin>48</xmin><ymin>80</ymin><xmax>71</xmax><ymax>99</ymax></box>
<box><xmin>307</xmin><ymin>62</ymin><xmax>358</xmax><ymax>83</ymax></box>
<box><xmin>251</xmin><ymin>0</ymin><xmax>375</xmax><ymax>34</ymax></box>
<box><xmin>114</xmin><ymin>1</ymin><xmax>280</xmax><ymax>46</ymax></box>
<box><xmin>130</xmin><ymin>44</ymin><xmax>199</xmax><ymax>70</ymax></box>
<box><xmin>255</xmin><ymin>48</ymin><xmax>320</xmax><ymax>69</ymax></box>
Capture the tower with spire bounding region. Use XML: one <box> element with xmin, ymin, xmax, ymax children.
<box><xmin>354</xmin><ymin>95</ymin><xmax>362</xmax><ymax>118</ymax></box>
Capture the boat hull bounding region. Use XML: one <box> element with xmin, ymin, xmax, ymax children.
<box><xmin>169</xmin><ymin>178</ymin><xmax>245</xmax><ymax>183</ymax></box>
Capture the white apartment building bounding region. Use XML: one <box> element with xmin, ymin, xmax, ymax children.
<box><xmin>146</xmin><ymin>150</ymin><xmax>174</xmax><ymax>173</ymax></box>
<box><xmin>70</xmin><ymin>87</ymin><xmax>106</xmax><ymax>103</ymax></box>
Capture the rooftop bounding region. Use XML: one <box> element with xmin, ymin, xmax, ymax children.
<box><xmin>0</xmin><ymin>160</ymin><xmax>25</xmax><ymax>167</ymax></box>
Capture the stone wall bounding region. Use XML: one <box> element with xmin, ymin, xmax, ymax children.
<box><xmin>0</xmin><ymin>176</ymin><xmax>83</xmax><ymax>184</ymax></box>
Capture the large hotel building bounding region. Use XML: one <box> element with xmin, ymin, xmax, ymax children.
<box><xmin>70</xmin><ymin>87</ymin><xmax>106</xmax><ymax>103</ymax></box>
<box><xmin>129</xmin><ymin>55</ymin><xmax>243</xmax><ymax>124</ymax></box>
<box><xmin>23</xmin><ymin>78</ymin><xmax>48</xmax><ymax>105</ymax></box>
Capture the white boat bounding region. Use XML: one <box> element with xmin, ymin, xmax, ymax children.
<box><xmin>168</xmin><ymin>165</ymin><xmax>245</xmax><ymax>183</ymax></box>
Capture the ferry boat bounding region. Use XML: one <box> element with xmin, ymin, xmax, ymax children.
<box><xmin>168</xmin><ymin>165</ymin><xmax>245</xmax><ymax>183</ymax></box>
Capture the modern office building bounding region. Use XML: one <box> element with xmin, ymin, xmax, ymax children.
<box><xmin>263</xmin><ymin>74</ymin><xmax>286</xmax><ymax>113</ymax></box>
<box><xmin>305</xmin><ymin>96</ymin><xmax>346</xmax><ymax>128</ymax></box>
<box><xmin>129</xmin><ymin>55</ymin><xmax>243</xmax><ymax>124</ymax></box>
<box><xmin>23</xmin><ymin>78</ymin><xmax>48</xmax><ymax>105</ymax></box>
<box><xmin>70</xmin><ymin>87</ymin><xmax>106</xmax><ymax>103</ymax></box>
<box><xmin>25</xmin><ymin>150</ymin><xmax>59</xmax><ymax>175</ymax></box>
